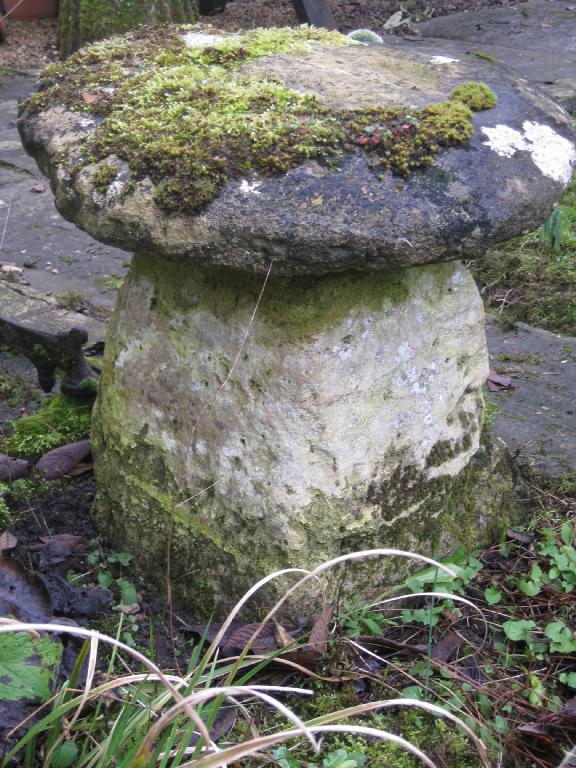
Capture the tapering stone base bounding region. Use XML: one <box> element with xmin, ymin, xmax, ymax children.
<box><xmin>92</xmin><ymin>255</ymin><xmax>516</xmax><ymax>618</ymax></box>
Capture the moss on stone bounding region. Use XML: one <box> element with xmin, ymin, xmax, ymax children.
<box><xmin>132</xmin><ymin>252</ymin><xmax>412</xmax><ymax>341</ymax></box>
<box><xmin>26</xmin><ymin>26</ymin><xmax>497</xmax><ymax>214</ymax></box>
<box><xmin>449</xmin><ymin>81</ymin><xmax>497</xmax><ymax>111</ymax></box>
<box><xmin>92</xmin><ymin>421</ymin><xmax>521</xmax><ymax>620</ymax></box>
<box><xmin>91</xmin><ymin>163</ymin><xmax>118</xmax><ymax>193</ymax></box>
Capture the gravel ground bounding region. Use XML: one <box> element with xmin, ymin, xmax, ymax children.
<box><xmin>0</xmin><ymin>0</ymin><xmax>518</xmax><ymax>71</ymax></box>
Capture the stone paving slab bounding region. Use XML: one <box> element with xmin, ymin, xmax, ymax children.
<box><xmin>0</xmin><ymin>77</ymin><xmax>128</xmax><ymax>317</ymax></box>
<box><xmin>416</xmin><ymin>0</ymin><xmax>576</xmax><ymax>111</ymax></box>
<box><xmin>486</xmin><ymin>319</ymin><xmax>576</xmax><ymax>477</ymax></box>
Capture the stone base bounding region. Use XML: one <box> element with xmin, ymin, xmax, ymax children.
<box><xmin>92</xmin><ymin>255</ymin><xmax>517</xmax><ymax>618</ymax></box>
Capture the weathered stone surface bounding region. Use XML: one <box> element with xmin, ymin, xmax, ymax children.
<box><xmin>92</xmin><ymin>255</ymin><xmax>513</xmax><ymax>617</ymax></box>
<box><xmin>18</xmin><ymin>27</ymin><xmax>575</xmax><ymax>276</ymax></box>
<box><xmin>416</xmin><ymin>0</ymin><xmax>576</xmax><ymax>112</ymax></box>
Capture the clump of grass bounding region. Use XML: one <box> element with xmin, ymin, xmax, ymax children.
<box><xmin>474</xmin><ymin>176</ymin><xmax>576</xmax><ymax>334</ymax></box>
<box><xmin>0</xmin><ymin>549</ymin><xmax>488</xmax><ymax>768</ymax></box>
<box><xmin>1</xmin><ymin>393</ymin><xmax>92</xmax><ymax>457</ymax></box>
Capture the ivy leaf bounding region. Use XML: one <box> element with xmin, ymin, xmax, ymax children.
<box><xmin>484</xmin><ymin>586</ymin><xmax>502</xmax><ymax>605</ymax></box>
<box><xmin>0</xmin><ymin>632</ymin><xmax>62</xmax><ymax>702</ymax></box>
<box><xmin>502</xmin><ymin>619</ymin><xmax>536</xmax><ymax>642</ymax></box>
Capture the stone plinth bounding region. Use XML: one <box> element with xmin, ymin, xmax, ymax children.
<box><xmin>18</xmin><ymin>25</ymin><xmax>575</xmax><ymax>617</ymax></box>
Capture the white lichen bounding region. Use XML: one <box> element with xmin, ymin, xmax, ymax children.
<box><xmin>481</xmin><ymin>121</ymin><xmax>576</xmax><ymax>184</ymax></box>
<box><xmin>430</xmin><ymin>55</ymin><xmax>459</xmax><ymax>64</ymax></box>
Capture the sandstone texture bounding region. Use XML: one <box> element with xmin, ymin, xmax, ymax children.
<box><xmin>18</xmin><ymin>26</ymin><xmax>575</xmax><ymax>275</ymax></box>
<box><xmin>93</xmin><ymin>257</ymin><xmax>516</xmax><ymax>616</ymax></box>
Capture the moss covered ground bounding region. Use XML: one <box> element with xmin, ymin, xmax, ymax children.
<box><xmin>1</xmin><ymin>393</ymin><xmax>92</xmax><ymax>457</ymax></box>
<box><xmin>24</xmin><ymin>25</ymin><xmax>496</xmax><ymax>213</ymax></box>
<box><xmin>474</xmin><ymin>174</ymin><xmax>576</xmax><ymax>335</ymax></box>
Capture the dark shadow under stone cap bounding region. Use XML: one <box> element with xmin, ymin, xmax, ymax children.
<box><xmin>19</xmin><ymin>27</ymin><xmax>576</xmax><ymax>276</ymax></box>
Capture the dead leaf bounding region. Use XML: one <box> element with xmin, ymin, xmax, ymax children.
<box><xmin>517</xmin><ymin>723</ymin><xmax>555</xmax><ymax>744</ymax></box>
<box><xmin>222</xmin><ymin>622</ymin><xmax>278</xmax><ymax>655</ymax></box>
<box><xmin>68</xmin><ymin>462</ymin><xmax>94</xmax><ymax>477</ymax></box>
<box><xmin>0</xmin><ymin>455</ymin><xmax>30</xmax><ymax>482</ymax></box>
<box><xmin>81</xmin><ymin>91</ymin><xmax>100</xmax><ymax>104</ymax></box>
<box><xmin>506</xmin><ymin>528</ymin><xmax>534</xmax><ymax>544</ymax></box>
<box><xmin>0</xmin><ymin>532</ymin><xmax>18</xmax><ymax>552</ymax></box>
<box><xmin>28</xmin><ymin>533</ymin><xmax>88</xmax><ymax>564</ymax></box>
<box><xmin>430</xmin><ymin>630</ymin><xmax>463</xmax><ymax>662</ymax></box>
<box><xmin>38</xmin><ymin>573</ymin><xmax>111</xmax><ymax>618</ymax></box>
<box><xmin>307</xmin><ymin>604</ymin><xmax>335</xmax><ymax>659</ymax></box>
<box><xmin>274</xmin><ymin>620</ymin><xmax>296</xmax><ymax>649</ymax></box>
<box><xmin>35</xmin><ymin>439</ymin><xmax>91</xmax><ymax>480</ymax></box>
<box><xmin>0</xmin><ymin>558</ymin><xmax>52</xmax><ymax>622</ymax></box>
<box><xmin>487</xmin><ymin>369</ymin><xmax>514</xmax><ymax>392</ymax></box>
<box><xmin>30</xmin><ymin>183</ymin><xmax>46</xmax><ymax>193</ymax></box>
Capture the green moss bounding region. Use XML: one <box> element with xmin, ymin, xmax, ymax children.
<box><xmin>469</xmin><ymin>50</ymin><xmax>497</xmax><ymax>64</ymax></box>
<box><xmin>2</xmin><ymin>394</ymin><xmax>92</xmax><ymax>458</ymax></box>
<box><xmin>91</xmin><ymin>164</ymin><xmax>118</xmax><ymax>193</ymax></box>
<box><xmin>449</xmin><ymin>81</ymin><xmax>497</xmax><ymax>111</ymax></box>
<box><xmin>26</xmin><ymin>26</ymin><xmax>496</xmax><ymax>214</ymax></box>
<box><xmin>132</xmin><ymin>252</ymin><xmax>412</xmax><ymax>341</ymax></box>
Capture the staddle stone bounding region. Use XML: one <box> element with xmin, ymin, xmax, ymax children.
<box><xmin>18</xmin><ymin>25</ymin><xmax>575</xmax><ymax>617</ymax></box>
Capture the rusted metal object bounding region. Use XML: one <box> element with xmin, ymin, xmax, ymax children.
<box><xmin>0</xmin><ymin>316</ymin><xmax>98</xmax><ymax>399</ymax></box>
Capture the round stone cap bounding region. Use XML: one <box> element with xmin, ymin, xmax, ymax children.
<box><xmin>19</xmin><ymin>25</ymin><xmax>576</xmax><ymax>275</ymax></box>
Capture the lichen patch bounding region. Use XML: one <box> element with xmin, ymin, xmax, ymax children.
<box><xmin>481</xmin><ymin>121</ymin><xmax>576</xmax><ymax>184</ymax></box>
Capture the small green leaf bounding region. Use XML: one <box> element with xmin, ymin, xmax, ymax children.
<box><xmin>118</xmin><ymin>578</ymin><xmax>137</xmax><ymax>605</ymax></box>
<box><xmin>561</xmin><ymin>522</ymin><xmax>573</xmax><ymax>546</ymax></box>
<box><xmin>401</xmin><ymin>686</ymin><xmax>422</xmax><ymax>700</ymax></box>
<box><xmin>518</xmin><ymin>579</ymin><xmax>541</xmax><ymax>596</ymax></box>
<box><xmin>98</xmin><ymin>571</ymin><xmax>113</xmax><ymax>588</ymax></box>
<box><xmin>502</xmin><ymin>619</ymin><xmax>536</xmax><ymax>642</ymax></box>
<box><xmin>484</xmin><ymin>586</ymin><xmax>502</xmax><ymax>605</ymax></box>
<box><xmin>50</xmin><ymin>741</ymin><xmax>79</xmax><ymax>768</ymax></box>
<box><xmin>560</xmin><ymin>672</ymin><xmax>576</xmax><ymax>688</ymax></box>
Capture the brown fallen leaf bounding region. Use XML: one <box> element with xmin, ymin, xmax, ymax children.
<box><xmin>35</xmin><ymin>439</ymin><xmax>91</xmax><ymax>480</ymax></box>
<box><xmin>30</xmin><ymin>183</ymin><xmax>46</xmax><ymax>193</ymax></box>
<box><xmin>0</xmin><ymin>532</ymin><xmax>17</xmax><ymax>552</ymax></box>
<box><xmin>221</xmin><ymin>622</ymin><xmax>278</xmax><ymax>656</ymax></box>
<box><xmin>81</xmin><ymin>91</ymin><xmax>100</xmax><ymax>104</ymax></box>
<box><xmin>487</xmin><ymin>369</ymin><xmax>514</xmax><ymax>392</ymax></box>
<box><xmin>0</xmin><ymin>558</ymin><xmax>53</xmax><ymax>622</ymax></box>
<box><xmin>68</xmin><ymin>462</ymin><xmax>94</xmax><ymax>477</ymax></box>
<box><xmin>430</xmin><ymin>630</ymin><xmax>463</xmax><ymax>663</ymax></box>
<box><xmin>28</xmin><ymin>533</ymin><xmax>88</xmax><ymax>564</ymax></box>
<box><xmin>307</xmin><ymin>604</ymin><xmax>335</xmax><ymax>659</ymax></box>
<box><xmin>0</xmin><ymin>454</ymin><xmax>30</xmax><ymax>482</ymax></box>
<box><xmin>506</xmin><ymin>528</ymin><xmax>534</xmax><ymax>544</ymax></box>
<box><xmin>517</xmin><ymin>722</ymin><xmax>555</xmax><ymax>744</ymax></box>
<box><xmin>274</xmin><ymin>620</ymin><xmax>296</xmax><ymax>649</ymax></box>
